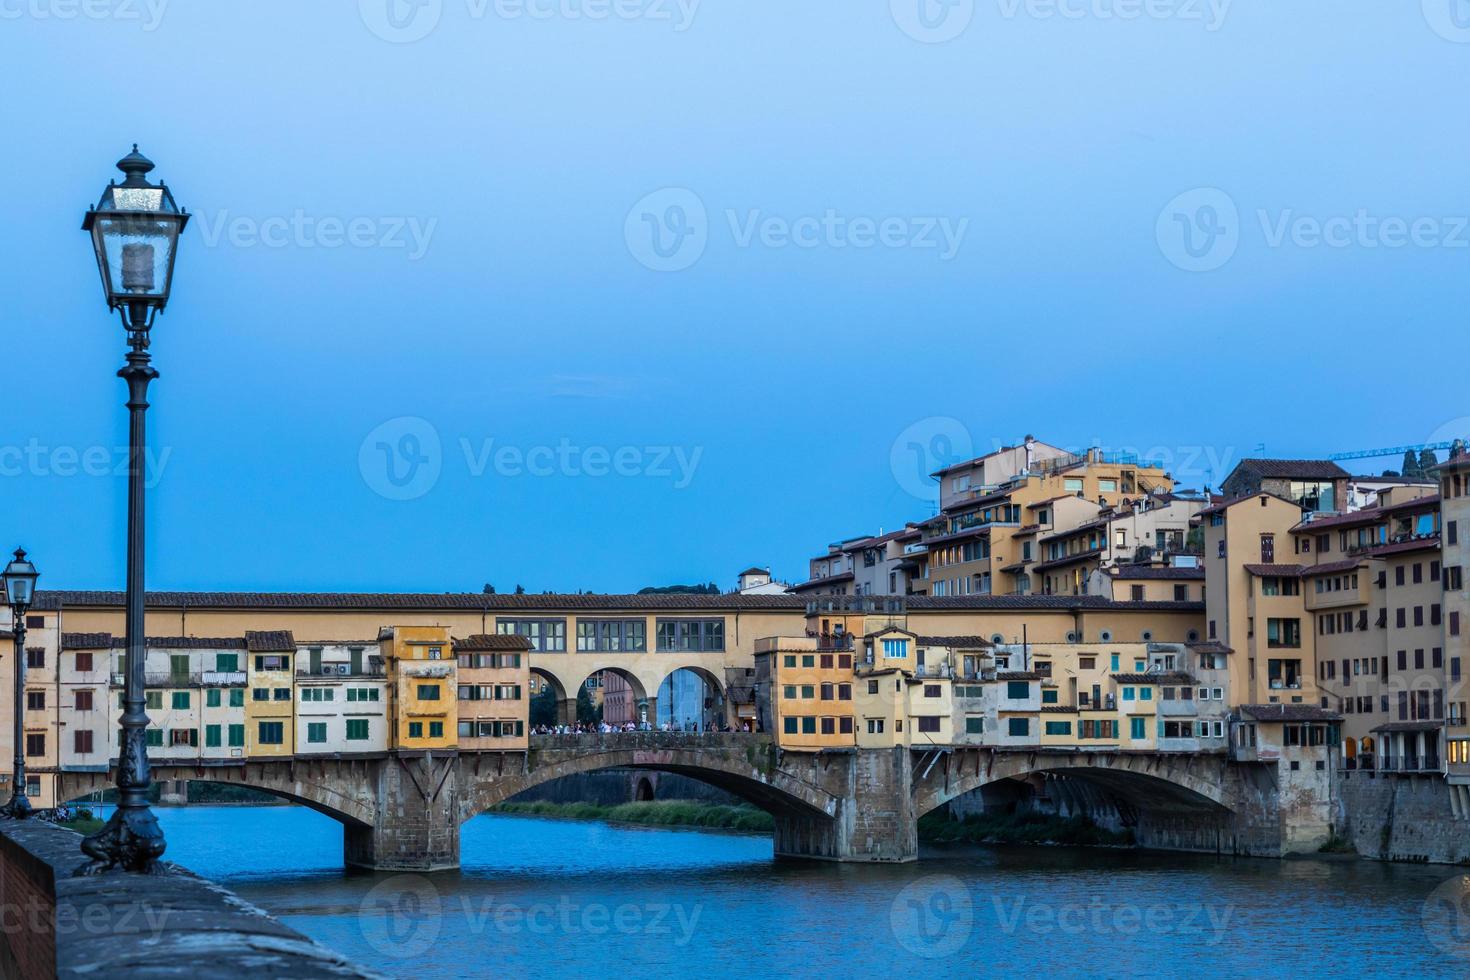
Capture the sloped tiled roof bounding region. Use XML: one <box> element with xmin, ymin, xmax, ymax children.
<box><xmin>1107</xmin><ymin>566</ymin><xmax>1205</xmax><ymax>580</ymax></box>
<box><xmin>61</xmin><ymin>635</ymin><xmax>248</xmax><ymax>650</ymax></box>
<box><xmin>245</xmin><ymin>630</ymin><xmax>296</xmax><ymax>652</ymax></box>
<box><xmin>1110</xmin><ymin>671</ymin><xmax>1196</xmax><ymax>685</ymax></box>
<box><xmin>1239</xmin><ymin>703</ymin><xmax>1341</xmax><ymax>722</ymax></box>
<box><xmin>1243</xmin><ymin>564</ymin><xmax>1305</xmax><ymax>577</ymax></box>
<box><xmin>453</xmin><ymin>634</ymin><xmax>533</xmax><ymax>652</ymax></box>
<box><xmin>915</xmin><ymin>635</ymin><xmax>992</xmax><ymax>649</ymax></box>
<box><xmin>61</xmin><ymin>632</ymin><xmax>114</xmax><ymax>650</ymax></box>
<box><xmin>33</xmin><ymin>590</ymin><xmax>1205</xmax><ymax>614</ymax></box>
<box><xmin>1232</xmin><ymin>459</ymin><xmax>1350</xmax><ymax>480</ymax></box>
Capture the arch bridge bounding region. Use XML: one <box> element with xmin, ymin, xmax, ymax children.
<box><xmin>57</xmin><ymin>739</ymin><xmax>1293</xmax><ymax>871</ymax></box>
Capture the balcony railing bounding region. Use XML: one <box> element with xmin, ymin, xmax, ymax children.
<box><xmin>111</xmin><ymin>671</ymin><xmax>254</xmax><ymax>688</ymax></box>
<box><xmin>1380</xmin><ymin>755</ymin><xmax>1442</xmax><ymax>773</ymax></box>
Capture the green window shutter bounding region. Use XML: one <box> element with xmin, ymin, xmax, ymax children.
<box><xmin>206</xmin><ymin>689</ymin><xmax>220</xmax><ymax>708</ymax></box>
<box><xmin>228</xmin><ymin>724</ymin><xmax>245</xmax><ymax>747</ymax></box>
<box><xmin>205</xmin><ymin>725</ymin><xmax>221</xmax><ymax>748</ymax></box>
<box><xmin>172</xmin><ymin>691</ymin><xmax>189</xmax><ymax>709</ymax></box>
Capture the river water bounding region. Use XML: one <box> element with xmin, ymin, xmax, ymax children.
<box><xmin>149</xmin><ymin>806</ymin><xmax>1470</xmax><ymax>978</ymax></box>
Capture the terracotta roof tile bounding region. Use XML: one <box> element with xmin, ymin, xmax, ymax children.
<box><xmin>915</xmin><ymin>635</ymin><xmax>992</xmax><ymax>649</ymax></box>
<box><xmin>245</xmin><ymin>630</ymin><xmax>296</xmax><ymax>652</ymax></box>
<box><xmin>1243</xmin><ymin>564</ymin><xmax>1305</xmax><ymax>577</ymax></box>
<box><xmin>453</xmin><ymin>634</ymin><xmax>533</xmax><ymax>652</ymax></box>
<box><xmin>34</xmin><ymin>590</ymin><xmax>1205</xmax><ymax>614</ymax></box>
<box><xmin>1239</xmin><ymin>703</ymin><xmax>1341</xmax><ymax>722</ymax></box>
<box><xmin>1107</xmin><ymin>566</ymin><xmax>1205</xmax><ymax>580</ymax></box>
<box><xmin>1231</xmin><ymin>458</ymin><xmax>1350</xmax><ymax>480</ymax></box>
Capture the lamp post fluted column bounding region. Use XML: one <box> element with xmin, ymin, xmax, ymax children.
<box><xmin>78</xmin><ymin>147</ymin><xmax>189</xmax><ymax>876</ymax></box>
<box><xmin>2</xmin><ymin>600</ymin><xmax>32</xmax><ymax>818</ymax></box>
<box><xmin>2</xmin><ymin>548</ymin><xmax>40</xmax><ymax>819</ymax></box>
<box><xmin>79</xmin><ymin>326</ymin><xmax>166</xmax><ymax>874</ymax></box>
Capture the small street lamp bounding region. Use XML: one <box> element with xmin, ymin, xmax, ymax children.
<box><xmin>78</xmin><ymin>146</ymin><xmax>190</xmax><ymax>875</ymax></box>
<box><xmin>1</xmin><ymin>549</ymin><xmax>39</xmax><ymax>819</ymax></box>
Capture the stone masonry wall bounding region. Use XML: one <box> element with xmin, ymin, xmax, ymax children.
<box><xmin>0</xmin><ymin>820</ymin><xmax>376</xmax><ymax>978</ymax></box>
<box><xmin>1339</xmin><ymin>772</ymin><xmax>1470</xmax><ymax>864</ymax></box>
<box><xmin>345</xmin><ymin>754</ymin><xmax>460</xmax><ymax>871</ymax></box>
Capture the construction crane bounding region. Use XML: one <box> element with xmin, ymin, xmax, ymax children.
<box><xmin>1329</xmin><ymin>442</ymin><xmax>1460</xmax><ymax>462</ymax></box>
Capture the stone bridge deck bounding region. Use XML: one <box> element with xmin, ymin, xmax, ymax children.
<box><xmin>55</xmin><ymin>737</ymin><xmax>1301</xmax><ymax>870</ymax></box>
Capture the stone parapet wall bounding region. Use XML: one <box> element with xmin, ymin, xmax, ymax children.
<box><xmin>0</xmin><ymin>820</ymin><xmax>377</xmax><ymax>978</ymax></box>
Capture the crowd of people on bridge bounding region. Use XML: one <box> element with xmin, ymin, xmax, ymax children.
<box><xmin>530</xmin><ymin>720</ymin><xmax>759</xmax><ymax>736</ymax></box>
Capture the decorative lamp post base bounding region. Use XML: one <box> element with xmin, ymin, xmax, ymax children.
<box><xmin>78</xmin><ymin>805</ymin><xmax>168</xmax><ymax>876</ymax></box>
<box><xmin>0</xmin><ymin>794</ymin><xmax>34</xmax><ymax>820</ymax></box>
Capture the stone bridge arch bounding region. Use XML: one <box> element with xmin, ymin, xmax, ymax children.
<box><xmin>459</xmin><ymin>734</ymin><xmax>840</xmax><ymax>822</ymax></box>
<box><xmin>913</xmin><ymin>748</ymin><xmax>1232</xmax><ymax>820</ymax></box>
<box><xmin>58</xmin><ymin>759</ymin><xmax>379</xmax><ymax>829</ymax></box>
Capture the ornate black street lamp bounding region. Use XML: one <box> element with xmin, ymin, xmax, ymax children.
<box><xmin>78</xmin><ymin>146</ymin><xmax>189</xmax><ymax>875</ymax></box>
<box><xmin>1</xmin><ymin>549</ymin><xmax>39</xmax><ymax>819</ymax></box>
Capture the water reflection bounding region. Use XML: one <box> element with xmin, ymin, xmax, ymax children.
<box><xmin>154</xmin><ymin>806</ymin><xmax>1470</xmax><ymax>978</ymax></box>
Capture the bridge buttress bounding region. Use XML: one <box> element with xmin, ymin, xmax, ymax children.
<box><xmin>344</xmin><ymin>753</ymin><xmax>461</xmax><ymax>872</ymax></box>
<box><xmin>774</xmin><ymin>747</ymin><xmax>918</xmax><ymax>863</ymax></box>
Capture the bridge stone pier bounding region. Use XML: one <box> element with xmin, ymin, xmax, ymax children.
<box><xmin>57</xmin><ymin>737</ymin><xmax>1331</xmax><ymax>870</ymax></box>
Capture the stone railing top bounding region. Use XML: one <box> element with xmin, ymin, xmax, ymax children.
<box><xmin>0</xmin><ymin>820</ymin><xmax>381</xmax><ymax>979</ymax></box>
<box><xmin>529</xmin><ymin>732</ymin><xmax>770</xmax><ymax>751</ymax></box>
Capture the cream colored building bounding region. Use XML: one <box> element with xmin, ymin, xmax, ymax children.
<box><xmin>920</xmin><ymin>446</ymin><xmax>1174</xmax><ymax>598</ymax></box>
<box><xmin>295</xmin><ymin>641</ymin><xmax>388</xmax><ymax>755</ymax></box>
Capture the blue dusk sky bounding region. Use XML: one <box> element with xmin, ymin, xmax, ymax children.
<box><xmin>3</xmin><ymin>1</ymin><xmax>1469</xmax><ymax>594</ymax></box>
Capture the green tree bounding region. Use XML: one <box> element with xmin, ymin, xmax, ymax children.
<box><xmin>1402</xmin><ymin>449</ymin><xmax>1422</xmax><ymax>479</ymax></box>
<box><xmin>1419</xmin><ymin>448</ymin><xmax>1439</xmax><ymax>474</ymax></box>
<box><xmin>576</xmin><ymin>684</ymin><xmax>602</xmax><ymax>725</ymax></box>
<box><xmin>514</xmin><ymin>584</ymin><xmax>526</xmax><ymax>595</ymax></box>
<box><xmin>529</xmin><ymin>686</ymin><xmax>557</xmax><ymax>727</ymax></box>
